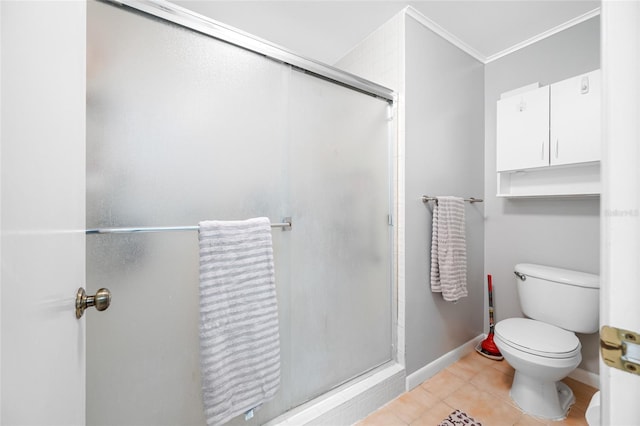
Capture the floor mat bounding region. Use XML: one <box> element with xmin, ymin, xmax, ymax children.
<box><xmin>438</xmin><ymin>409</ymin><xmax>483</xmax><ymax>426</ymax></box>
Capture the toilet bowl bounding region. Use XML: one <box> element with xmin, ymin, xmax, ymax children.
<box><xmin>494</xmin><ymin>318</ymin><xmax>582</xmax><ymax>420</ymax></box>
<box><xmin>494</xmin><ymin>264</ymin><xmax>599</xmax><ymax>420</ymax></box>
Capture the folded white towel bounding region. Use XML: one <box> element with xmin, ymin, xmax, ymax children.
<box><xmin>430</xmin><ymin>197</ymin><xmax>468</xmax><ymax>302</ymax></box>
<box><xmin>198</xmin><ymin>217</ymin><xmax>280</xmax><ymax>426</ymax></box>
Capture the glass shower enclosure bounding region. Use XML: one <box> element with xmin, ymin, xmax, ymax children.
<box><xmin>86</xmin><ymin>1</ymin><xmax>394</xmax><ymax>424</ymax></box>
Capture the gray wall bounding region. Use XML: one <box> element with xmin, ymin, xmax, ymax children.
<box><xmin>484</xmin><ymin>17</ymin><xmax>601</xmax><ymax>374</ymax></box>
<box><xmin>404</xmin><ymin>16</ymin><xmax>485</xmax><ymax>376</ymax></box>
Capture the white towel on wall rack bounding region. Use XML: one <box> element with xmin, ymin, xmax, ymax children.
<box><xmin>430</xmin><ymin>196</ymin><xmax>468</xmax><ymax>302</ymax></box>
<box><xmin>198</xmin><ymin>217</ymin><xmax>281</xmax><ymax>426</ymax></box>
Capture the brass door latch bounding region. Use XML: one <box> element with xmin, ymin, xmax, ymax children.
<box><xmin>600</xmin><ymin>325</ymin><xmax>640</xmax><ymax>375</ymax></box>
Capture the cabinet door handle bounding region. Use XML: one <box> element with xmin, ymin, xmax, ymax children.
<box><xmin>541</xmin><ymin>141</ymin><xmax>545</xmax><ymax>160</ymax></box>
<box><xmin>555</xmin><ymin>139</ymin><xmax>559</xmax><ymax>158</ymax></box>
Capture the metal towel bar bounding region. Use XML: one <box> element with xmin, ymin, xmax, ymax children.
<box><xmin>421</xmin><ymin>195</ymin><xmax>483</xmax><ymax>203</ymax></box>
<box><xmin>86</xmin><ymin>218</ymin><xmax>292</xmax><ymax>234</ymax></box>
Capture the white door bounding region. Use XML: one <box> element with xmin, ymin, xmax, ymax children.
<box><xmin>496</xmin><ymin>85</ymin><xmax>550</xmax><ymax>171</ymax></box>
<box><xmin>600</xmin><ymin>1</ymin><xmax>640</xmax><ymax>425</ymax></box>
<box><xmin>0</xmin><ymin>2</ymin><xmax>87</xmax><ymax>424</ymax></box>
<box><xmin>550</xmin><ymin>70</ymin><xmax>601</xmax><ymax>166</ymax></box>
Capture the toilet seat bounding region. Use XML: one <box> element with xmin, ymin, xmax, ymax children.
<box><xmin>495</xmin><ymin>318</ymin><xmax>581</xmax><ymax>359</ymax></box>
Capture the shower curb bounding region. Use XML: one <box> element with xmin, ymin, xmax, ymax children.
<box><xmin>265</xmin><ymin>362</ymin><xmax>405</xmax><ymax>426</ymax></box>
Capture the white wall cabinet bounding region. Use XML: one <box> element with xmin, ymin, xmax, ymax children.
<box><xmin>496</xmin><ymin>85</ymin><xmax>550</xmax><ymax>172</ymax></box>
<box><xmin>550</xmin><ymin>69</ymin><xmax>601</xmax><ymax>166</ymax></box>
<box><xmin>496</xmin><ymin>69</ymin><xmax>601</xmax><ymax>197</ymax></box>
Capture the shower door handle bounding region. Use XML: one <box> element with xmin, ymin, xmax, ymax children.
<box><xmin>76</xmin><ymin>287</ymin><xmax>111</xmax><ymax>318</ymax></box>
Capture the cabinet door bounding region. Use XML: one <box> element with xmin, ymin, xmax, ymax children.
<box><xmin>496</xmin><ymin>86</ymin><xmax>550</xmax><ymax>171</ymax></box>
<box><xmin>550</xmin><ymin>69</ymin><xmax>601</xmax><ymax>166</ymax></box>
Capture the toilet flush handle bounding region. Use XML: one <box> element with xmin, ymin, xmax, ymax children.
<box><xmin>514</xmin><ymin>271</ymin><xmax>526</xmax><ymax>281</ymax></box>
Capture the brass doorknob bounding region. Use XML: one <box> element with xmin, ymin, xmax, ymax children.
<box><xmin>76</xmin><ymin>287</ymin><xmax>111</xmax><ymax>319</ymax></box>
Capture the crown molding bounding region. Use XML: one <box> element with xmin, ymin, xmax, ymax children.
<box><xmin>485</xmin><ymin>7</ymin><xmax>601</xmax><ymax>63</ymax></box>
<box><xmin>404</xmin><ymin>6</ymin><xmax>486</xmax><ymax>63</ymax></box>
<box><xmin>404</xmin><ymin>6</ymin><xmax>601</xmax><ymax>65</ymax></box>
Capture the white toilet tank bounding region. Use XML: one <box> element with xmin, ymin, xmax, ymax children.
<box><xmin>514</xmin><ymin>263</ymin><xmax>600</xmax><ymax>334</ymax></box>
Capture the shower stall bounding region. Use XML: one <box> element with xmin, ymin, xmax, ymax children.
<box><xmin>86</xmin><ymin>1</ymin><xmax>396</xmax><ymax>424</ymax></box>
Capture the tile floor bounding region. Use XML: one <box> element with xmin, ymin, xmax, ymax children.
<box><xmin>356</xmin><ymin>351</ymin><xmax>598</xmax><ymax>426</ymax></box>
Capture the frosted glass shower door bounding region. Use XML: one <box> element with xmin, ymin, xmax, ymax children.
<box><xmin>87</xmin><ymin>3</ymin><xmax>290</xmax><ymax>425</ymax></box>
<box><xmin>87</xmin><ymin>1</ymin><xmax>392</xmax><ymax>425</ymax></box>
<box><xmin>285</xmin><ymin>71</ymin><xmax>392</xmax><ymax>400</ymax></box>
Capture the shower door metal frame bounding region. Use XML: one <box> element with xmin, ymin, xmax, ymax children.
<box><xmin>104</xmin><ymin>0</ymin><xmax>396</xmax><ymax>104</ymax></box>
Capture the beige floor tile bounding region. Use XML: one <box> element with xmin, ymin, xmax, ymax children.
<box><xmin>468</xmin><ymin>350</ymin><xmax>501</xmax><ymax>367</ymax></box>
<box><xmin>408</xmin><ymin>386</ymin><xmax>441</xmax><ymax>409</ymax></box>
<box><xmin>489</xmin><ymin>359</ymin><xmax>515</xmax><ymax>377</ymax></box>
<box><xmin>546</xmin><ymin>405</ymin><xmax>589</xmax><ymax>426</ymax></box>
<box><xmin>444</xmin><ymin>382</ymin><xmax>523</xmax><ymax>426</ymax></box>
<box><xmin>357</xmin><ymin>350</ymin><xmax>598</xmax><ymax>426</ymax></box>
<box><xmin>356</xmin><ymin>406</ymin><xmax>407</xmax><ymax>426</ymax></box>
<box><xmin>514</xmin><ymin>413</ymin><xmax>546</xmax><ymax>425</ymax></box>
<box><xmin>386</xmin><ymin>386</ymin><xmax>439</xmax><ymax>424</ymax></box>
<box><xmin>469</xmin><ymin>366</ymin><xmax>514</xmax><ymax>404</ymax></box>
<box><xmin>409</xmin><ymin>401</ymin><xmax>456</xmax><ymax>426</ymax></box>
<box><xmin>513</xmin><ymin>405</ymin><xmax>589</xmax><ymax>426</ymax></box>
<box><xmin>562</xmin><ymin>377</ymin><xmax>598</xmax><ymax>412</ymax></box>
<box><xmin>420</xmin><ymin>369</ymin><xmax>466</xmax><ymax>399</ymax></box>
<box><xmin>446</xmin><ymin>352</ymin><xmax>492</xmax><ymax>381</ymax></box>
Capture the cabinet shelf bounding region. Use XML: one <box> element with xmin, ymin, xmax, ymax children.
<box><xmin>497</xmin><ymin>162</ymin><xmax>600</xmax><ymax>198</ymax></box>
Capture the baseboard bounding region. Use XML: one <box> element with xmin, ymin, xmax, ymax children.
<box><xmin>568</xmin><ymin>367</ymin><xmax>599</xmax><ymax>389</ymax></box>
<box><xmin>405</xmin><ymin>335</ymin><xmax>599</xmax><ymax>392</ymax></box>
<box><xmin>405</xmin><ymin>334</ymin><xmax>485</xmax><ymax>390</ymax></box>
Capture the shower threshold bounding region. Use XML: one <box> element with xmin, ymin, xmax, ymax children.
<box><xmin>265</xmin><ymin>361</ymin><xmax>405</xmax><ymax>426</ymax></box>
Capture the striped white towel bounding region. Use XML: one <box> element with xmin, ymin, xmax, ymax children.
<box><xmin>198</xmin><ymin>218</ymin><xmax>280</xmax><ymax>426</ymax></box>
<box><xmin>430</xmin><ymin>197</ymin><xmax>468</xmax><ymax>302</ymax></box>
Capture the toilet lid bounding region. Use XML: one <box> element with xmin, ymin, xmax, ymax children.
<box><xmin>495</xmin><ymin>318</ymin><xmax>581</xmax><ymax>359</ymax></box>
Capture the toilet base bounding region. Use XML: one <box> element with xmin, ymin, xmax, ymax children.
<box><xmin>510</xmin><ymin>372</ymin><xmax>575</xmax><ymax>420</ymax></box>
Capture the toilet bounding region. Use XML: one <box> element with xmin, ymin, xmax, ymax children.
<box><xmin>493</xmin><ymin>263</ymin><xmax>599</xmax><ymax>420</ymax></box>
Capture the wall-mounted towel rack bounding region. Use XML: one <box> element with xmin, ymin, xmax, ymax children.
<box><xmin>421</xmin><ymin>196</ymin><xmax>483</xmax><ymax>203</ymax></box>
<box><xmin>86</xmin><ymin>218</ymin><xmax>292</xmax><ymax>234</ymax></box>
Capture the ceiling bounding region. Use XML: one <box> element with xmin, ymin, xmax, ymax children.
<box><xmin>173</xmin><ymin>1</ymin><xmax>600</xmax><ymax>65</ymax></box>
